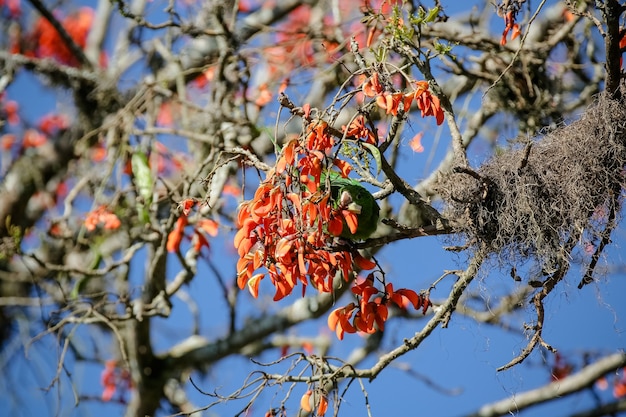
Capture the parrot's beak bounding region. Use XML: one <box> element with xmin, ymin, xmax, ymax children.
<box><xmin>340</xmin><ymin>190</ymin><xmax>362</xmax><ymax>214</ymax></box>
<box><xmin>347</xmin><ymin>202</ymin><xmax>362</xmax><ymax>214</ymax></box>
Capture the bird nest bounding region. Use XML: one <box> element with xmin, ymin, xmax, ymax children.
<box><xmin>438</xmin><ymin>91</ymin><xmax>626</xmax><ymax>271</ymax></box>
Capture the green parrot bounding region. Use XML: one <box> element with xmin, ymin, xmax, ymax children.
<box><xmin>322</xmin><ymin>172</ymin><xmax>380</xmax><ymax>240</ymax></box>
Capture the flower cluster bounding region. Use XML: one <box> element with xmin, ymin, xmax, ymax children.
<box><xmin>84</xmin><ymin>206</ymin><xmax>121</xmax><ymax>232</ymax></box>
<box><xmin>342</xmin><ymin>114</ymin><xmax>378</xmax><ymax>145</ymax></box>
<box><xmin>300</xmin><ymin>389</ymin><xmax>329</xmax><ymax>416</ymax></box>
<box><xmin>550</xmin><ymin>352</ymin><xmax>573</xmax><ymax>381</ymax></box>
<box><xmin>328</xmin><ymin>274</ymin><xmax>431</xmax><ymax>339</ymax></box>
<box><xmin>100</xmin><ymin>360</ymin><xmax>132</xmax><ymax>402</ymax></box>
<box><xmin>31</xmin><ymin>7</ymin><xmax>95</xmax><ymax>66</ymax></box>
<box><xmin>235</xmin><ymin>121</ymin><xmax>375</xmax><ymax>301</ymax></box>
<box><xmin>614</xmin><ymin>368</ymin><xmax>626</xmax><ymax>398</ymax></box>
<box><xmin>362</xmin><ymin>73</ymin><xmax>444</xmax><ymax>125</ymax></box>
<box><xmin>167</xmin><ymin>198</ymin><xmax>219</xmax><ymax>253</ymax></box>
<box><xmin>500</xmin><ymin>10</ymin><xmax>521</xmax><ymax>46</ymax></box>
<box><xmin>596</xmin><ymin>366</ymin><xmax>626</xmax><ymax>399</ymax></box>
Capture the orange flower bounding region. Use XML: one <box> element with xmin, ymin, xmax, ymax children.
<box><xmin>409</xmin><ymin>132</ymin><xmax>424</xmax><ymax>153</ymax></box>
<box><xmin>304</xmin><ymin>121</ymin><xmax>334</xmax><ymax>152</ymax></box>
<box><xmin>362</xmin><ymin>72</ymin><xmax>383</xmax><ymax>97</ymax></box>
<box><xmin>300</xmin><ymin>389</ymin><xmax>328</xmax><ymax>416</ymax></box>
<box><xmin>247</xmin><ymin>273</ymin><xmax>264</xmax><ymax>298</ymax></box>
<box><xmin>365</xmin><ymin>76</ymin><xmax>444</xmax><ymax>123</ymax></box>
<box><xmin>4</xmin><ymin>100</ymin><xmax>19</xmax><ymax>125</ymax></box>
<box><xmin>192</xmin><ymin>66</ymin><xmax>216</xmax><ymax>89</ymax></box>
<box><xmin>327</xmin><ymin>276</ymin><xmax>431</xmax><ymax>338</ymax></box>
<box><xmin>197</xmin><ymin>218</ymin><xmax>219</xmax><ymax>236</ymax></box>
<box><xmin>33</xmin><ymin>7</ymin><xmax>94</xmax><ymax>66</ymax></box>
<box><xmin>100</xmin><ymin>360</ymin><xmax>132</xmax><ymax>403</ymax></box>
<box><xmin>614</xmin><ymin>379</ymin><xmax>626</xmax><ymax>398</ymax></box>
<box><xmin>328</xmin><ymin>303</ymin><xmax>357</xmax><ymax>340</ymax></box>
<box><xmin>500</xmin><ymin>11</ymin><xmax>521</xmax><ymax>46</ymax></box>
<box><xmin>353</xmin><ymin>254</ymin><xmax>377</xmax><ymax>270</ymax></box>
<box><xmin>101</xmin><ymin>360</ymin><xmax>117</xmax><ymax>402</ymax></box>
<box><xmin>352</xmin><ymin>276</ymin><xmax>379</xmax><ymax>305</ymax></box>
<box><xmin>317</xmin><ymin>395</ymin><xmax>329</xmax><ymax>416</ymax></box>
<box><xmin>550</xmin><ymin>352</ymin><xmax>573</xmax><ymax>381</ymax></box>
<box><xmin>342</xmin><ymin>115</ymin><xmax>377</xmax><ymax>144</ymax></box>
<box><xmin>178</xmin><ymin>198</ymin><xmax>197</xmax><ymax>216</ymax></box>
<box><xmin>300</xmin><ymin>390</ymin><xmax>313</xmax><ymax>412</ymax></box>
<box><xmin>22</xmin><ymin>129</ymin><xmax>47</xmax><ymax>148</ymax></box>
<box><xmin>614</xmin><ymin>368</ymin><xmax>626</xmax><ymax>398</ymax></box>
<box><xmin>84</xmin><ymin>206</ymin><xmax>121</xmax><ymax>232</ymax></box>
<box><xmin>278</xmin><ymin>77</ymin><xmax>290</xmax><ymax>94</ymax></box>
<box><xmin>222</xmin><ymin>182</ymin><xmax>241</xmax><ymax>198</ymax></box>
<box><xmin>192</xmin><ymin>230</ymin><xmax>210</xmax><ymax>252</ymax></box>
<box><xmin>38</xmin><ymin>113</ymin><xmax>69</xmax><ymax>135</ymax></box>
<box><xmin>234</xmin><ymin>119</ymin><xmax>367</xmax><ymax>316</ymax></box>
<box><xmin>1</xmin><ymin>134</ymin><xmax>15</xmax><ymax>151</ymax></box>
<box><xmin>376</xmin><ymin>91</ymin><xmax>405</xmax><ymax>115</ymax></box>
<box><xmin>91</xmin><ymin>144</ymin><xmax>107</xmax><ymax>162</ymax></box>
<box><xmin>341</xmin><ymin>209</ymin><xmax>359</xmax><ymax>235</ymax></box>
<box><xmin>332</xmin><ymin>159</ymin><xmax>353</xmax><ymax>177</ymax></box>
<box><xmin>411</xmin><ymin>81</ymin><xmax>444</xmax><ymax>125</ymax></box>
<box><xmin>254</xmin><ymin>83</ymin><xmax>273</xmax><ymax>107</ymax></box>
<box><xmin>166</xmin><ymin>216</ymin><xmax>188</xmax><ymax>252</ymax></box>
<box><xmin>385</xmin><ymin>282</ymin><xmax>430</xmax><ymax>312</ymax></box>
<box><xmin>157</xmin><ymin>101</ymin><xmax>175</xmax><ymax>127</ymax></box>
<box><xmin>301</xmin><ymin>341</ymin><xmax>314</xmax><ymax>355</ymax></box>
<box><xmin>596</xmin><ymin>376</ymin><xmax>609</xmax><ymax>390</ymax></box>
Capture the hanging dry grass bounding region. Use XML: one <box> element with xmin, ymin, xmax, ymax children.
<box><xmin>438</xmin><ymin>91</ymin><xmax>626</xmax><ymax>272</ymax></box>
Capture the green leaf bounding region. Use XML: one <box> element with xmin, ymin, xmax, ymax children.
<box><xmin>425</xmin><ymin>6</ymin><xmax>439</xmax><ymax>23</ymax></box>
<box><xmin>131</xmin><ymin>151</ymin><xmax>153</xmax><ymax>223</ymax></box>
<box><xmin>362</xmin><ymin>142</ymin><xmax>381</xmax><ymax>176</ymax></box>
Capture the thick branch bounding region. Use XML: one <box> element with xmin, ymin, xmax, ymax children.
<box><xmin>601</xmin><ymin>0</ymin><xmax>623</xmax><ymax>97</ymax></box>
<box><xmin>467</xmin><ymin>352</ymin><xmax>626</xmax><ymax>417</ymax></box>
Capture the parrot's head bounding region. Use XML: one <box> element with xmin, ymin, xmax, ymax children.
<box><xmin>324</xmin><ymin>172</ymin><xmax>380</xmax><ymax>240</ymax></box>
<box><xmin>340</xmin><ymin>189</ymin><xmax>362</xmax><ymax>214</ymax></box>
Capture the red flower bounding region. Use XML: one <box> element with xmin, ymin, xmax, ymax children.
<box><xmin>342</xmin><ymin>114</ymin><xmax>377</xmax><ymax>144</ymax></box>
<box><xmin>550</xmin><ymin>352</ymin><xmax>573</xmax><ymax>381</ymax></box>
<box><xmin>84</xmin><ymin>206</ymin><xmax>121</xmax><ymax>232</ymax></box>
<box><xmin>409</xmin><ymin>132</ymin><xmax>425</xmax><ymax>152</ymax></box>
<box><xmin>1</xmin><ymin>134</ymin><xmax>16</xmax><ymax>151</ymax></box>
<box><xmin>22</xmin><ymin>129</ymin><xmax>47</xmax><ymax>148</ymax></box>
<box><xmin>178</xmin><ymin>198</ymin><xmax>197</xmax><ymax>216</ymax></box>
<box><xmin>33</xmin><ymin>7</ymin><xmax>94</xmax><ymax>66</ymax></box>
<box><xmin>614</xmin><ymin>368</ymin><xmax>626</xmax><ymax>398</ymax></box>
<box><xmin>412</xmin><ymin>81</ymin><xmax>444</xmax><ymax>125</ymax></box>
<box><xmin>166</xmin><ymin>216</ymin><xmax>188</xmax><ymax>253</ymax></box>
<box><xmin>363</xmin><ymin>76</ymin><xmax>444</xmax><ymax>124</ymax></box>
<box><xmin>362</xmin><ymin>73</ymin><xmax>383</xmax><ymax>97</ymax></box>
<box><xmin>38</xmin><ymin>113</ymin><xmax>68</xmax><ymax>135</ymax></box>
<box><xmin>100</xmin><ymin>360</ymin><xmax>132</xmax><ymax>402</ymax></box>
<box><xmin>101</xmin><ymin>360</ymin><xmax>117</xmax><ymax>402</ymax></box>
<box><xmin>328</xmin><ymin>303</ymin><xmax>357</xmax><ymax>340</ymax></box>
<box><xmin>500</xmin><ymin>11</ymin><xmax>521</xmax><ymax>46</ymax></box>
<box><xmin>3</xmin><ymin>100</ymin><xmax>19</xmax><ymax>125</ymax></box>
<box><xmin>300</xmin><ymin>390</ymin><xmax>328</xmax><ymax>416</ymax></box>
<box><xmin>327</xmin><ymin>275</ymin><xmax>431</xmax><ymax>339</ymax></box>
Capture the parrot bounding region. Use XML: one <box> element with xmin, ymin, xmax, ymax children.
<box><xmin>322</xmin><ymin>172</ymin><xmax>380</xmax><ymax>240</ymax></box>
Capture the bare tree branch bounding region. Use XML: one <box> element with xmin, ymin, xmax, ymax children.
<box><xmin>467</xmin><ymin>352</ymin><xmax>626</xmax><ymax>417</ymax></box>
